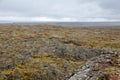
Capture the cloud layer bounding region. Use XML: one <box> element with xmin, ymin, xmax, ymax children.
<box><xmin>0</xmin><ymin>0</ymin><xmax>120</xmax><ymax>22</ymax></box>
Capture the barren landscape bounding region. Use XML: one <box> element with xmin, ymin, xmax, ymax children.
<box><xmin>0</xmin><ymin>24</ymin><xmax>120</xmax><ymax>80</ymax></box>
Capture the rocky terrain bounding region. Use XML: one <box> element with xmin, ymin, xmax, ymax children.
<box><xmin>0</xmin><ymin>24</ymin><xmax>119</xmax><ymax>80</ymax></box>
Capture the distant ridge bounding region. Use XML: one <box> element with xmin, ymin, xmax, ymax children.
<box><xmin>0</xmin><ymin>22</ymin><xmax>120</xmax><ymax>27</ymax></box>
<box><xmin>45</xmin><ymin>22</ymin><xmax>120</xmax><ymax>27</ymax></box>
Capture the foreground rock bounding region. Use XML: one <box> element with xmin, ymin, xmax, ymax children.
<box><xmin>69</xmin><ymin>51</ymin><xmax>119</xmax><ymax>80</ymax></box>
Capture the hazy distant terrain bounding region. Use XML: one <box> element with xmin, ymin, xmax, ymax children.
<box><xmin>1</xmin><ymin>22</ymin><xmax>120</xmax><ymax>27</ymax></box>
<box><xmin>0</xmin><ymin>24</ymin><xmax>119</xmax><ymax>80</ymax></box>
<box><xmin>44</xmin><ymin>22</ymin><xmax>120</xmax><ymax>27</ymax></box>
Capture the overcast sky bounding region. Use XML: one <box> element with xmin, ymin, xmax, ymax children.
<box><xmin>0</xmin><ymin>0</ymin><xmax>120</xmax><ymax>22</ymax></box>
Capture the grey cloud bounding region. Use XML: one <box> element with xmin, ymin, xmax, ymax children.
<box><xmin>0</xmin><ymin>0</ymin><xmax>120</xmax><ymax>21</ymax></box>
<box><xmin>98</xmin><ymin>0</ymin><xmax>120</xmax><ymax>15</ymax></box>
<box><xmin>96</xmin><ymin>0</ymin><xmax>120</xmax><ymax>19</ymax></box>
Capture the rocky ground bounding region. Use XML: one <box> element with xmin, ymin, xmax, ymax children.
<box><xmin>0</xmin><ymin>24</ymin><xmax>119</xmax><ymax>80</ymax></box>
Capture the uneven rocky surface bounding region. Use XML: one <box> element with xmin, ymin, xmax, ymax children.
<box><xmin>0</xmin><ymin>24</ymin><xmax>119</xmax><ymax>80</ymax></box>
<box><xmin>69</xmin><ymin>51</ymin><xmax>119</xmax><ymax>80</ymax></box>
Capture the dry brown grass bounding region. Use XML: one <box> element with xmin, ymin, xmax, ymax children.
<box><xmin>0</xmin><ymin>24</ymin><xmax>119</xmax><ymax>80</ymax></box>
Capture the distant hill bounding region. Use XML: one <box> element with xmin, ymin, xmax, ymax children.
<box><xmin>1</xmin><ymin>21</ymin><xmax>120</xmax><ymax>27</ymax></box>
